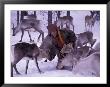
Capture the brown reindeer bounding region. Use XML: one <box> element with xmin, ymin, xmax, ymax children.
<box><xmin>12</xmin><ymin>15</ymin><xmax>44</xmax><ymax>42</ymax></box>
<box><xmin>56</xmin><ymin>16</ymin><xmax>74</xmax><ymax>31</ymax></box>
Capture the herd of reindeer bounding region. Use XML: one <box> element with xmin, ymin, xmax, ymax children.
<box><xmin>11</xmin><ymin>11</ymin><xmax>100</xmax><ymax>77</ymax></box>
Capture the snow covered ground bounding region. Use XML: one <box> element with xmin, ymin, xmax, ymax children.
<box><xmin>11</xmin><ymin>11</ymin><xmax>100</xmax><ymax>77</ymax></box>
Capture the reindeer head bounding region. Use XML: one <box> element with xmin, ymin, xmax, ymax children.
<box><xmin>38</xmin><ymin>49</ymin><xmax>50</xmax><ymax>59</ymax></box>
<box><xmin>60</xmin><ymin>43</ymin><xmax>74</xmax><ymax>54</ymax></box>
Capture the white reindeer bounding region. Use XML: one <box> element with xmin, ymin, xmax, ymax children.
<box><xmin>73</xmin><ymin>52</ymin><xmax>100</xmax><ymax>77</ymax></box>
<box><xmin>60</xmin><ymin>43</ymin><xmax>100</xmax><ymax>77</ymax></box>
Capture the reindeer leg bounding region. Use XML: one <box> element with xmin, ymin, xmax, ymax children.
<box><xmin>66</xmin><ymin>23</ymin><xmax>69</xmax><ymax>30</ymax></box>
<box><xmin>56</xmin><ymin>50</ymin><xmax>64</xmax><ymax>70</ymax></box>
<box><xmin>28</xmin><ymin>31</ymin><xmax>34</xmax><ymax>42</ymax></box>
<box><xmin>36</xmin><ymin>29</ymin><xmax>44</xmax><ymax>42</ymax></box>
<box><xmin>71</xmin><ymin>23</ymin><xmax>74</xmax><ymax>31</ymax></box>
<box><xmin>67</xmin><ymin>22</ymin><xmax>70</xmax><ymax>30</ymax></box>
<box><xmin>90</xmin><ymin>25</ymin><xmax>91</xmax><ymax>31</ymax></box>
<box><xmin>61</xmin><ymin>23</ymin><xmax>63</xmax><ymax>29</ymax></box>
<box><xmin>35</xmin><ymin>57</ymin><xmax>42</xmax><ymax>73</ymax></box>
<box><xmin>13</xmin><ymin>64</ymin><xmax>20</xmax><ymax>74</ymax></box>
<box><xmin>11</xmin><ymin>63</ymin><xmax>13</xmax><ymax>77</ymax></box>
<box><xmin>25</xmin><ymin>60</ymin><xmax>29</xmax><ymax>74</ymax></box>
<box><xmin>37</xmin><ymin>33</ymin><xmax>42</xmax><ymax>42</ymax></box>
<box><xmin>91</xmin><ymin>26</ymin><xmax>92</xmax><ymax>32</ymax></box>
<box><xmin>85</xmin><ymin>22</ymin><xmax>87</xmax><ymax>31</ymax></box>
<box><xmin>90</xmin><ymin>39</ymin><xmax>96</xmax><ymax>47</ymax></box>
<box><xmin>19</xmin><ymin>29</ymin><xmax>24</xmax><ymax>42</ymax></box>
<box><xmin>12</xmin><ymin>56</ymin><xmax>22</xmax><ymax>75</ymax></box>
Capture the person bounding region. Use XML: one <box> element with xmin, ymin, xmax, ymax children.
<box><xmin>47</xmin><ymin>24</ymin><xmax>76</xmax><ymax>69</ymax></box>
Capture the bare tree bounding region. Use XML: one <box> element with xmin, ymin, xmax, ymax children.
<box><xmin>20</xmin><ymin>11</ymin><xmax>28</xmax><ymax>21</ymax></box>
<box><xmin>67</xmin><ymin>11</ymin><xmax>70</xmax><ymax>16</ymax></box>
<box><xmin>34</xmin><ymin>11</ymin><xmax>36</xmax><ymax>19</ymax></box>
<box><xmin>48</xmin><ymin>11</ymin><xmax>52</xmax><ymax>34</ymax></box>
<box><xmin>17</xmin><ymin>11</ymin><xmax>19</xmax><ymax>25</ymax></box>
<box><xmin>48</xmin><ymin>11</ymin><xmax>52</xmax><ymax>25</ymax></box>
<box><xmin>57</xmin><ymin>11</ymin><xmax>61</xmax><ymax>19</ymax></box>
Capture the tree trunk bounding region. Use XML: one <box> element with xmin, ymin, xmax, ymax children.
<box><xmin>67</xmin><ymin>11</ymin><xmax>70</xmax><ymax>16</ymax></box>
<box><xmin>17</xmin><ymin>11</ymin><xmax>19</xmax><ymax>25</ymax></box>
<box><xmin>20</xmin><ymin>11</ymin><xmax>28</xmax><ymax>21</ymax></box>
<box><xmin>34</xmin><ymin>11</ymin><xmax>36</xmax><ymax>19</ymax></box>
<box><xmin>48</xmin><ymin>11</ymin><xmax>52</xmax><ymax>25</ymax></box>
<box><xmin>48</xmin><ymin>11</ymin><xmax>52</xmax><ymax>34</ymax></box>
<box><xmin>57</xmin><ymin>11</ymin><xmax>60</xmax><ymax>19</ymax></box>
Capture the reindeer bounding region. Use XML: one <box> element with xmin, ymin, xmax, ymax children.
<box><xmin>59</xmin><ymin>43</ymin><xmax>90</xmax><ymax>69</ymax></box>
<box><xmin>75</xmin><ymin>31</ymin><xmax>96</xmax><ymax>48</ymax></box>
<box><xmin>85</xmin><ymin>11</ymin><xmax>96</xmax><ymax>31</ymax></box>
<box><xmin>61</xmin><ymin>43</ymin><xmax>90</xmax><ymax>59</ymax></box>
<box><xmin>39</xmin><ymin>34</ymin><xmax>57</xmax><ymax>62</ymax></box>
<box><xmin>73</xmin><ymin>52</ymin><xmax>100</xmax><ymax>77</ymax></box>
<box><xmin>11</xmin><ymin>42</ymin><xmax>49</xmax><ymax>77</ymax></box>
<box><xmin>56</xmin><ymin>16</ymin><xmax>74</xmax><ymax>31</ymax></box>
<box><xmin>12</xmin><ymin>15</ymin><xmax>44</xmax><ymax>42</ymax></box>
<box><xmin>60</xmin><ymin>43</ymin><xmax>100</xmax><ymax>76</ymax></box>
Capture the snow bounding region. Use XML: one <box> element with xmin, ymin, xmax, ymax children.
<box><xmin>11</xmin><ymin>10</ymin><xmax>100</xmax><ymax>77</ymax></box>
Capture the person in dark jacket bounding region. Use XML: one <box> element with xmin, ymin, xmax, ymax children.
<box><xmin>47</xmin><ymin>24</ymin><xmax>76</xmax><ymax>69</ymax></box>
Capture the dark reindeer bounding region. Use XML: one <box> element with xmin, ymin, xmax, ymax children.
<box><xmin>11</xmin><ymin>42</ymin><xmax>49</xmax><ymax>77</ymax></box>
<box><xmin>12</xmin><ymin>15</ymin><xmax>44</xmax><ymax>42</ymax></box>
<box><xmin>56</xmin><ymin>16</ymin><xmax>74</xmax><ymax>31</ymax></box>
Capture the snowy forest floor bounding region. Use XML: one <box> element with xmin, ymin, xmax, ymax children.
<box><xmin>11</xmin><ymin>11</ymin><xmax>100</xmax><ymax>77</ymax></box>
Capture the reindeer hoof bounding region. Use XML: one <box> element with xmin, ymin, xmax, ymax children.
<box><xmin>30</xmin><ymin>40</ymin><xmax>34</xmax><ymax>42</ymax></box>
<box><xmin>11</xmin><ymin>74</ymin><xmax>13</xmax><ymax>77</ymax></box>
<box><xmin>19</xmin><ymin>40</ymin><xmax>22</xmax><ymax>42</ymax></box>
<box><xmin>17</xmin><ymin>72</ymin><xmax>21</xmax><ymax>75</ymax></box>
<box><xmin>44</xmin><ymin>59</ymin><xmax>47</xmax><ymax>62</ymax></box>
<box><xmin>39</xmin><ymin>71</ymin><xmax>43</xmax><ymax>74</ymax></box>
